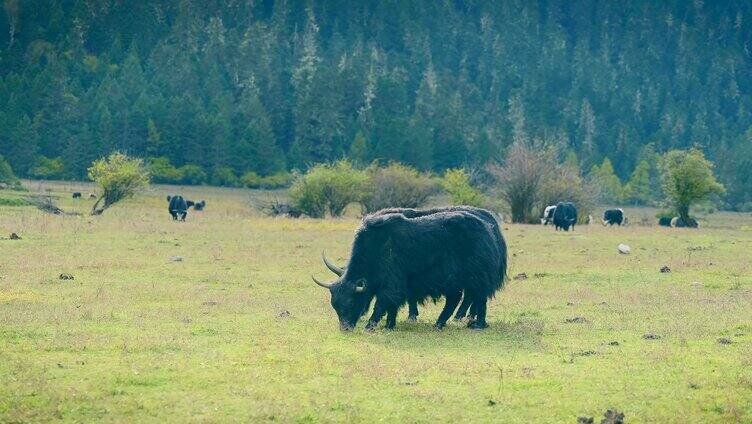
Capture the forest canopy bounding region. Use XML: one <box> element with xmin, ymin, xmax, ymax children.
<box><xmin>1</xmin><ymin>0</ymin><xmax>751</xmax><ymax>208</ymax></box>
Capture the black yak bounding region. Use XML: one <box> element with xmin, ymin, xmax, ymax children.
<box><xmin>320</xmin><ymin>206</ymin><xmax>505</xmax><ymax>324</ymax></box>
<box><xmin>167</xmin><ymin>195</ymin><xmax>195</xmax><ymax>221</ymax></box>
<box><xmin>72</xmin><ymin>192</ymin><xmax>82</xmax><ymax>199</ymax></box>
<box><xmin>541</xmin><ymin>205</ymin><xmax>556</xmax><ymax>225</ymax></box>
<box><xmin>603</xmin><ymin>208</ymin><xmax>625</xmax><ymax>226</ymax></box>
<box><xmin>658</xmin><ymin>217</ymin><xmax>672</xmax><ymax>227</ymax></box>
<box><xmin>552</xmin><ymin>202</ymin><xmax>577</xmax><ymax>231</ymax></box>
<box><xmin>313</xmin><ymin>209</ymin><xmax>507</xmax><ymax>331</ymax></box>
<box><xmin>193</xmin><ymin>200</ymin><xmax>206</xmax><ymax>211</ymax></box>
<box><xmin>671</xmin><ymin>216</ymin><xmax>698</xmax><ymax>228</ymax></box>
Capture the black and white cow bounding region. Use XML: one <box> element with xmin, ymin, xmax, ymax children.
<box><xmin>541</xmin><ymin>205</ymin><xmax>556</xmax><ymax>225</ymax></box>
<box><xmin>72</xmin><ymin>192</ymin><xmax>82</xmax><ymax>199</ymax></box>
<box><xmin>603</xmin><ymin>208</ymin><xmax>625</xmax><ymax>226</ymax></box>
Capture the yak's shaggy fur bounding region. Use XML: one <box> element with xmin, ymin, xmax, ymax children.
<box><xmin>372</xmin><ymin>206</ymin><xmax>505</xmax><ymax>322</ymax></box>
<box><xmin>322</xmin><ymin>209</ymin><xmax>507</xmax><ymax>331</ymax></box>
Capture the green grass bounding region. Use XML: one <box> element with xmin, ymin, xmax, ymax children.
<box><xmin>1</xmin><ymin>182</ymin><xmax>752</xmax><ymax>423</ymax></box>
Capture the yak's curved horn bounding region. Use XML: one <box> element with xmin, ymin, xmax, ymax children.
<box><xmin>311</xmin><ymin>275</ymin><xmax>334</xmax><ymax>289</ymax></box>
<box><xmin>322</xmin><ymin>251</ymin><xmax>344</xmax><ymax>276</ymax></box>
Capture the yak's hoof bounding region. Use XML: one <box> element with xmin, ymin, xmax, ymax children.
<box><xmin>364</xmin><ymin>323</ymin><xmax>377</xmax><ymax>332</ymax></box>
<box><xmin>467</xmin><ymin>321</ymin><xmax>488</xmax><ymax>330</ymax></box>
<box><xmin>435</xmin><ymin>322</ymin><xmax>446</xmax><ymax>330</ymax></box>
<box><xmin>407</xmin><ymin>315</ymin><xmax>418</xmax><ymax>322</ymax></box>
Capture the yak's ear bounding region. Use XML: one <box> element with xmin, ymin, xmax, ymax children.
<box><xmin>354</xmin><ymin>279</ymin><xmax>366</xmax><ymax>293</ymax></box>
<box><xmin>167</xmin><ymin>196</ymin><xmax>172</xmax><ymax>201</ymax></box>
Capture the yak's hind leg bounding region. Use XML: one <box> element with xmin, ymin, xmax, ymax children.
<box><xmin>467</xmin><ymin>297</ymin><xmax>488</xmax><ymax>329</ymax></box>
<box><xmin>385</xmin><ymin>307</ymin><xmax>398</xmax><ymax>330</ymax></box>
<box><xmin>454</xmin><ymin>293</ymin><xmax>472</xmax><ymax>320</ymax></box>
<box><xmin>435</xmin><ymin>291</ymin><xmax>462</xmax><ymax>329</ymax></box>
<box><xmin>407</xmin><ymin>299</ymin><xmax>419</xmax><ymax>322</ymax></box>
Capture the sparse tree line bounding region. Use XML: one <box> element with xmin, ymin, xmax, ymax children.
<box><xmin>0</xmin><ymin>1</ymin><xmax>750</xmax><ymax>210</ymax></box>
<box><xmin>0</xmin><ymin>144</ymin><xmax>724</xmax><ymax>225</ymax></box>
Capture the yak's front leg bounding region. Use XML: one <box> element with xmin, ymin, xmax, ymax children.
<box><xmin>365</xmin><ymin>299</ymin><xmax>388</xmax><ymax>331</ymax></box>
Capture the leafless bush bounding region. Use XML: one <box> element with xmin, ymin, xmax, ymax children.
<box><xmin>487</xmin><ymin>142</ymin><xmax>556</xmax><ymax>223</ymax></box>
<box><xmin>488</xmin><ymin>142</ymin><xmax>597</xmax><ymax>223</ymax></box>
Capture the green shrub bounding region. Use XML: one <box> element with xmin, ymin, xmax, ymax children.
<box><xmin>0</xmin><ymin>196</ymin><xmax>32</xmax><ymax>206</ymax></box>
<box><xmin>362</xmin><ymin>162</ymin><xmax>435</xmax><ymax>212</ymax></box>
<box><xmin>0</xmin><ymin>156</ymin><xmax>24</xmax><ymax>190</ymax></box>
<box><xmin>178</xmin><ymin>165</ymin><xmax>207</xmax><ymax>185</ymax></box>
<box><xmin>88</xmin><ymin>152</ymin><xmax>150</xmax><ymax>215</ymax></box>
<box><xmin>211</xmin><ymin>166</ymin><xmax>240</xmax><ymax>187</ymax></box>
<box><xmin>441</xmin><ymin>168</ymin><xmax>485</xmax><ymax>207</ymax></box>
<box><xmin>148</xmin><ymin>157</ymin><xmax>183</xmax><ymax>184</ymax></box>
<box><xmin>289</xmin><ymin>160</ymin><xmax>369</xmax><ymax>218</ymax></box>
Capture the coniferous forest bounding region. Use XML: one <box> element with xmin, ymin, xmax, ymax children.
<box><xmin>1</xmin><ymin>0</ymin><xmax>751</xmax><ymax>208</ymax></box>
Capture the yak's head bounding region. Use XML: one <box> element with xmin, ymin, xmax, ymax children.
<box><xmin>312</xmin><ymin>252</ymin><xmax>372</xmax><ymax>331</ymax></box>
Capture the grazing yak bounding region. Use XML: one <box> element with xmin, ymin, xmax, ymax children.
<box><xmin>320</xmin><ymin>206</ymin><xmax>505</xmax><ymax>324</ymax></box>
<box><xmin>552</xmin><ymin>202</ymin><xmax>578</xmax><ymax>231</ymax></box>
<box><xmin>603</xmin><ymin>208</ymin><xmax>625</xmax><ymax>226</ymax></box>
<box><xmin>72</xmin><ymin>192</ymin><xmax>82</xmax><ymax>199</ymax></box>
<box><xmin>167</xmin><ymin>195</ymin><xmax>195</xmax><ymax>221</ymax></box>
<box><xmin>313</xmin><ymin>208</ymin><xmax>507</xmax><ymax>331</ymax></box>
<box><xmin>193</xmin><ymin>200</ymin><xmax>206</xmax><ymax>211</ymax></box>
<box><xmin>658</xmin><ymin>217</ymin><xmax>672</xmax><ymax>227</ymax></box>
<box><xmin>541</xmin><ymin>205</ymin><xmax>556</xmax><ymax>225</ymax></box>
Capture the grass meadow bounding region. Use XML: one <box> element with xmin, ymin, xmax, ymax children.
<box><xmin>1</xmin><ymin>181</ymin><xmax>752</xmax><ymax>423</ymax></box>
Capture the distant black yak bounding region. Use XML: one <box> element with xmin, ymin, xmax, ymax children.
<box><xmin>603</xmin><ymin>208</ymin><xmax>625</xmax><ymax>226</ymax></box>
<box><xmin>72</xmin><ymin>192</ymin><xmax>82</xmax><ymax>199</ymax></box>
<box><xmin>320</xmin><ymin>206</ymin><xmax>505</xmax><ymax>325</ymax></box>
<box><xmin>658</xmin><ymin>217</ymin><xmax>672</xmax><ymax>227</ymax></box>
<box><xmin>193</xmin><ymin>200</ymin><xmax>206</xmax><ymax>211</ymax></box>
<box><xmin>313</xmin><ymin>208</ymin><xmax>507</xmax><ymax>331</ymax></box>
<box><xmin>167</xmin><ymin>195</ymin><xmax>195</xmax><ymax>221</ymax></box>
<box><xmin>541</xmin><ymin>205</ymin><xmax>556</xmax><ymax>225</ymax></box>
<box><xmin>552</xmin><ymin>202</ymin><xmax>577</xmax><ymax>231</ymax></box>
<box><xmin>671</xmin><ymin>216</ymin><xmax>698</xmax><ymax>228</ymax></box>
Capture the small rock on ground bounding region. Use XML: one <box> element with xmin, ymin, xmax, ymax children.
<box><xmin>169</xmin><ymin>256</ymin><xmax>184</xmax><ymax>262</ymax></box>
<box><xmin>643</xmin><ymin>333</ymin><xmax>661</xmax><ymax>340</ymax></box>
<box><xmin>277</xmin><ymin>310</ymin><xmax>291</xmax><ymax>318</ymax></box>
<box><xmin>617</xmin><ymin>244</ymin><xmax>631</xmax><ymax>254</ymax></box>
<box><xmin>513</xmin><ymin>273</ymin><xmax>528</xmax><ymax>280</ymax></box>
<box><xmin>58</xmin><ymin>273</ymin><xmax>74</xmax><ymax>280</ymax></box>
<box><xmin>9</xmin><ymin>233</ymin><xmax>21</xmax><ymax>240</ymax></box>
<box><xmin>660</xmin><ymin>265</ymin><xmax>671</xmax><ymax>273</ymax></box>
<box><xmin>565</xmin><ymin>316</ymin><xmax>588</xmax><ymax>324</ymax></box>
<box><xmin>717</xmin><ymin>337</ymin><xmax>733</xmax><ymax>345</ymax></box>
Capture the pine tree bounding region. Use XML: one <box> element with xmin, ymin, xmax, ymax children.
<box><xmin>8</xmin><ymin>115</ymin><xmax>39</xmax><ymax>176</ymax></box>
<box><xmin>624</xmin><ymin>160</ymin><xmax>652</xmax><ymax>205</ymax></box>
